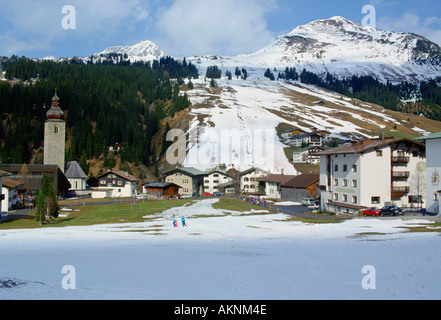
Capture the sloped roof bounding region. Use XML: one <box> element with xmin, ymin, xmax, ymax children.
<box><xmin>257</xmin><ymin>174</ymin><xmax>297</xmax><ymax>184</ymax></box>
<box><xmin>313</xmin><ymin>137</ymin><xmax>425</xmax><ymax>156</ymax></box>
<box><xmin>2</xmin><ymin>177</ymin><xmax>24</xmax><ymax>189</ymax></box>
<box><xmin>162</xmin><ymin>167</ymin><xmax>205</xmax><ymax>177</ymax></box>
<box><xmin>144</xmin><ymin>182</ymin><xmax>182</xmax><ymax>189</ymax></box>
<box><xmin>97</xmin><ymin>170</ymin><xmax>138</xmax><ymax>182</ymax></box>
<box><xmin>65</xmin><ymin>161</ymin><xmax>87</xmax><ymax>179</ymax></box>
<box><xmin>415</xmin><ymin>131</ymin><xmax>441</xmax><ymax>141</ymax></box>
<box><xmin>281</xmin><ymin>174</ymin><xmax>319</xmax><ymax>188</ymax></box>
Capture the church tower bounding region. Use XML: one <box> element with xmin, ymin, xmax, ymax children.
<box><xmin>44</xmin><ymin>89</ymin><xmax>66</xmax><ymax>173</ymax></box>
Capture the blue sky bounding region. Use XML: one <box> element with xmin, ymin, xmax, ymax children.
<box><xmin>1</xmin><ymin>0</ymin><xmax>440</xmax><ymax>59</ymax></box>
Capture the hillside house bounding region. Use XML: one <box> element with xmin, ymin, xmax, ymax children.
<box><xmin>91</xmin><ymin>170</ymin><xmax>138</xmax><ymax>198</ymax></box>
<box><xmin>293</xmin><ymin>146</ymin><xmax>325</xmax><ymax>164</ymax></box>
<box><xmin>314</xmin><ymin>136</ymin><xmax>426</xmax><ymax>215</ymax></box>
<box><xmin>280</xmin><ymin>174</ymin><xmax>319</xmax><ymax>203</ymax></box>
<box><xmin>416</xmin><ymin>131</ymin><xmax>441</xmax><ymax>215</ymax></box>
<box><xmin>162</xmin><ymin>167</ymin><xmax>205</xmax><ymax>196</ymax></box>
<box><xmin>287</xmin><ymin>132</ymin><xmax>324</xmax><ymax>147</ymax></box>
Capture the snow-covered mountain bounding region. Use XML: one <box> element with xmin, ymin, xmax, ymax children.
<box><xmin>190</xmin><ymin>16</ymin><xmax>441</xmax><ymax>84</ymax></box>
<box><xmin>88</xmin><ymin>16</ymin><xmax>441</xmax><ymax>83</ymax></box>
<box><xmin>92</xmin><ymin>40</ymin><xmax>167</xmax><ymax>63</ymax></box>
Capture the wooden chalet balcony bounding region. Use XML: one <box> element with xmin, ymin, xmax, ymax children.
<box><xmin>392</xmin><ymin>171</ymin><xmax>410</xmax><ymax>179</ymax></box>
<box><xmin>391</xmin><ymin>156</ymin><xmax>410</xmax><ymax>163</ymax></box>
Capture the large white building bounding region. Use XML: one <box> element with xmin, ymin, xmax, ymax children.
<box><xmin>203</xmin><ymin>170</ymin><xmax>233</xmax><ymax>194</ymax></box>
<box><xmin>416</xmin><ymin>132</ymin><xmax>441</xmax><ymax>215</ymax></box>
<box><xmin>315</xmin><ymin>136</ymin><xmax>426</xmax><ymax>215</ymax></box>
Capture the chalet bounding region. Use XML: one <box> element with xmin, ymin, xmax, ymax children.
<box><xmin>287</xmin><ymin>132</ymin><xmax>324</xmax><ymax>147</ymax></box>
<box><xmin>280</xmin><ymin>174</ymin><xmax>319</xmax><ymax>203</ymax></box>
<box><xmin>257</xmin><ymin>174</ymin><xmax>297</xmax><ymax>199</ymax></box>
<box><xmin>143</xmin><ymin>182</ymin><xmax>181</xmax><ymax>200</ymax></box>
<box><xmin>1</xmin><ymin>177</ymin><xmax>24</xmax><ymax>212</ymax></box>
<box><xmin>0</xmin><ymin>170</ymin><xmax>12</xmax><ymax>213</ymax></box>
<box><xmin>314</xmin><ymin>136</ymin><xmax>426</xmax><ymax>215</ymax></box>
<box><xmin>203</xmin><ymin>170</ymin><xmax>233</xmax><ymax>194</ymax></box>
<box><xmin>162</xmin><ymin>167</ymin><xmax>205</xmax><ymax>196</ymax></box>
<box><xmin>281</xmin><ymin>128</ymin><xmax>306</xmax><ymax>140</ymax></box>
<box><xmin>239</xmin><ymin>167</ymin><xmax>269</xmax><ymax>194</ymax></box>
<box><xmin>293</xmin><ymin>146</ymin><xmax>325</xmax><ymax>164</ymax></box>
<box><xmin>91</xmin><ymin>170</ymin><xmax>138</xmax><ymax>198</ymax></box>
<box><xmin>415</xmin><ymin>131</ymin><xmax>441</xmax><ymax>215</ymax></box>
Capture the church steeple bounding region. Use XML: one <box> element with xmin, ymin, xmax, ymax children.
<box><xmin>44</xmin><ymin>88</ymin><xmax>66</xmax><ymax>173</ymax></box>
<box><xmin>46</xmin><ymin>88</ymin><xmax>64</xmax><ymax>120</ymax></box>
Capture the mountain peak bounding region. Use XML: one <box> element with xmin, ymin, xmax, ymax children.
<box><xmin>96</xmin><ymin>40</ymin><xmax>167</xmax><ymax>62</ymax></box>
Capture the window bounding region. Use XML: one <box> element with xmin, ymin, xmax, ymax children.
<box><xmin>343</xmin><ymin>194</ymin><xmax>348</xmax><ymax>202</ymax></box>
<box><xmin>100</xmin><ymin>180</ymin><xmax>106</xmax><ymax>185</ymax></box>
<box><xmin>244</xmin><ymin>185</ymin><xmax>249</xmax><ymax>189</ymax></box>
<box><xmin>352</xmin><ymin>165</ymin><xmax>357</xmax><ymax>172</ymax></box>
<box><xmin>352</xmin><ymin>180</ymin><xmax>357</xmax><ymax>188</ymax></box>
<box><xmin>352</xmin><ymin>196</ymin><xmax>357</xmax><ymax>204</ymax></box>
<box><xmin>343</xmin><ymin>165</ymin><xmax>348</xmax><ymax>172</ymax></box>
<box><xmin>342</xmin><ymin>179</ymin><xmax>348</xmax><ymax>187</ymax></box>
<box><xmin>334</xmin><ymin>179</ymin><xmax>338</xmax><ymax>186</ymax></box>
<box><xmin>334</xmin><ymin>165</ymin><xmax>339</xmax><ymax>172</ymax></box>
<box><xmin>118</xmin><ymin>181</ymin><xmax>123</xmax><ymax>186</ymax></box>
<box><xmin>183</xmin><ymin>179</ymin><xmax>189</xmax><ymax>184</ymax></box>
<box><xmin>244</xmin><ymin>178</ymin><xmax>249</xmax><ymax>182</ymax></box>
<box><xmin>376</xmin><ymin>150</ymin><xmax>383</xmax><ymax>157</ymax></box>
<box><xmin>334</xmin><ymin>193</ymin><xmax>339</xmax><ymax>201</ymax></box>
<box><xmin>54</xmin><ymin>126</ymin><xmax>59</xmax><ymax>134</ymax></box>
<box><xmin>371</xmin><ymin>197</ymin><xmax>380</xmax><ymax>204</ymax></box>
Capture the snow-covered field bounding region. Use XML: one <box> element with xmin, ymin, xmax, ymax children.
<box><xmin>1</xmin><ymin>198</ymin><xmax>440</xmax><ymax>300</ymax></box>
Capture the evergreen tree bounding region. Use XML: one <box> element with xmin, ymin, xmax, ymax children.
<box><xmin>35</xmin><ymin>175</ymin><xmax>59</xmax><ymax>226</ymax></box>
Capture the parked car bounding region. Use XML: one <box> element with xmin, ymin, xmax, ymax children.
<box><xmin>213</xmin><ymin>192</ymin><xmax>224</xmax><ymax>197</ymax></box>
<box><xmin>380</xmin><ymin>205</ymin><xmax>404</xmax><ymax>216</ymax></box>
<box><xmin>301</xmin><ymin>198</ymin><xmax>316</xmax><ymax>206</ymax></box>
<box><xmin>192</xmin><ymin>193</ymin><xmax>200</xmax><ymax>198</ymax></box>
<box><xmin>203</xmin><ymin>192</ymin><xmax>212</xmax><ymax>197</ymax></box>
<box><xmin>362</xmin><ymin>207</ymin><xmax>381</xmax><ymax>217</ymax></box>
<box><xmin>179</xmin><ymin>194</ymin><xmax>192</xmax><ymax>199</ymax></box>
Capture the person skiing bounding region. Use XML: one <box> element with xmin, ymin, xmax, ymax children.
<box><xmin>181</xmin><ymin>216</ymin><xmax>187</xmax><ymax>227</ymax></box>
<box><xmin>172</xmin><ymin>214</ymin><xmax>178</xmax><ymax>228</ymax></box>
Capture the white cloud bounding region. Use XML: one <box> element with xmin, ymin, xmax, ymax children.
<box><xmin>0</xmin><ymin>0</ymin><xmax>151</xmax><ymax>57</ymax></box>
<box><xmin>156</xmin><ymin>0</ymin><xmax>276</xmax><ymax>57</ymax></box>
<box><xmin>378</xmin><ymin>12</ymin><xmax>441</xmax><ymax>46</ymax></box>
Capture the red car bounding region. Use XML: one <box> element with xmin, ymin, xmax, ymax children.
<box><xmin>362</xmin><ymin>207</ymin><xmax>381</xmax><ymax>217</ymax></box>
<box><xmin>202</xmin><ymin>192</ymin><xmax>212</xmax><ymax>197</ymax></box>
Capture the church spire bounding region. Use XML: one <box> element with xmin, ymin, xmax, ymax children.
<box><xmin>47</xmin><ymin>88</ymin><xmax>64</xmax><ymax>120</ymax></box>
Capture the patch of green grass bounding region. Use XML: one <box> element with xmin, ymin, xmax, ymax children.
<box><xmin>0</xmin><ymin>199</ymin><xmax>194</xmax><ymax>230</ymax></box>
<box><xmin>400</xmin><ymin>222</ymin><xmax>441</xmax><ymax>233</ymax></box>
<box><xmin>212</xmin><ymin>197</ymin><xmax>273</xmax><ymax>214</ymax></box>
